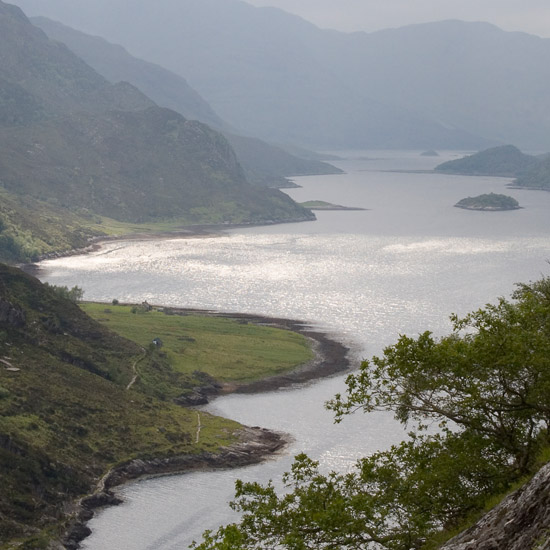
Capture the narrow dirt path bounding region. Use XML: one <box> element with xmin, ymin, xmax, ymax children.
<box><xmin>126</xmin><ymin>347</ymin><xmax>146</xmax><ymax>390</ymax></box>
<box><xmin>195</xmin><ymin>412</ymin><xmax>202</xmax><ymax>444</ymax></box>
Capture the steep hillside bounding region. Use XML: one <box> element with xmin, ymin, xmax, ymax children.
<box><xmin>0</xmin><ymin>107</ymin><xmax>312</xmax><ymax>223</ymax></box>
<box><xmin>31</xmin><ymin>16</ymin><xmax>341</xmax><ymax>187</ymax></box>
<box><xmin>0</xmin><ymin>77</ymin><xmax>46</xmax><ymax>126</ymax></box>
<box><xmin>0</xmin><ymin>264</ymin><xmax>202</xmax><ymax>545</ymax></box>
<box><xmin>0</xmin><ymin>264</ymin><xmax>315</xmax><ymax>547</ymax></box>
<box><xmin>0</xmin><ymin>2</ymin><xmax>152</xmax><ymax>116</ymax></box>
<box><xmin>0</xmin><ymin>1</ymin><xmax>313</xmax><ymax>263</ymax></box>
<box><xmin>435</xmin><ymin>145</ymin><xmax>541</xmax><ymax>176</ymax></box>
<box><xmin>0</xmin><ymin>191</ymin><xmax>102</xmax><ymax>263</ymax></box>
<box><xmin>30</xmin><ymin>15</ymin><xmax>226</xmax><ymax>129</ymax></box>
<box><xmin>224</xmin><ymin>132</ymin><xmax>342</xmax><ymax>187</ymax></box>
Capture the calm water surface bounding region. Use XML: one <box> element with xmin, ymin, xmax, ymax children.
<box><xmin>39</xmin><ymin>151</ymin><xmax>550</xmax><ymax>549</ymax></box>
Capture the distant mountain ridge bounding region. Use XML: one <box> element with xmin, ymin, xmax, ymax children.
<box><xmin>31</xmin><ymin>15</ymin><xmax>342</xmax><ymax>187</ymax></box>
<box><xmin>0</xmin><ymin>1</ymin><xmax>313</xmax><ymax>262</ymax></box>
<box><xmin>10</xmin><ymin>0</ymin><xmax>550</xmax><ymax>149</ymax></box>
<box><xmin>434</xmin><ymin>144</ymin><xmax>550</xmax><ymax>191</ymax></box>
<box><xmin>30</xmin><ymin>15</ymin><xmax>226</xmax><ymax>129</ymax></box>
<box><xmin>0</xmin><ymin>3</ymin><xmax>152</xmax><ymax>116</ymax></box>
<box><xmin>435</xmin><ymin>145</ymin><xmax>541</xmax><ymax>177</ymax></box>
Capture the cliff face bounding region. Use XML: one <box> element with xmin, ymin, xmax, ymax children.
<box><xmin>442</xmin><ymin>462</ymin><xmax>550</xmax><ymax>550</ymax></box>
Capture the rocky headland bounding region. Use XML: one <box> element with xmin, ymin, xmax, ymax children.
<box><xmin>64</xmin><ymin>427</ymin><xmax>288</xmax><ymax>550</ymax></box>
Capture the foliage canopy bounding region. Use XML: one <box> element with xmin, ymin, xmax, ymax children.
<box><xmin>193</xmin><ymin>277</ymin><xmax>550</xmax><ymax>550</ymax></box>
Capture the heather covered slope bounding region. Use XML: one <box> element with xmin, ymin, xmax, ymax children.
<box><xmin>0</xmin><ymin>264</ymin><xmax>316</xmax><ymax>547</ymax></box>
<box><xmin>0</xmin><ymin>264</ymin><xmax>211</xmax><ymax>545</ymax></box>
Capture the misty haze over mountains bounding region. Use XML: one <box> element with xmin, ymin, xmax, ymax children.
<box><xmin>0</xmin><ymin>0</ymin><xmax>316</xmax><ymax>263</ymax></box>
<box><xmin>11</xmin><ymin>0</ymin><xmax>550</xmax><ymax>150</ymax></box>
<box><xmin>30</xmin><ymin>16</ymin><xmax>342</xmax><ymax>188</ymax></box>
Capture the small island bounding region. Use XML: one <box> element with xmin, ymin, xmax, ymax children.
<box><xmin>421</xmin><ymin>149</ymin><xmax>439</xmax><ymax>157</ymax></box>
<box><xmin>300</xmin><ymin>200</ymin><xmax>367</xmax><ymax>211</ymax></box>
<box><xmin>454</xmin><ymin>192</ymin><xmax>521</xmax><ymax>211</ymax></box>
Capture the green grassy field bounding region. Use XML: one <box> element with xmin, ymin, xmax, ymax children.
<box><xmin>80</xmin><ymin>303</ymin><xmax>314</xmax><ymax>384</ymax></box>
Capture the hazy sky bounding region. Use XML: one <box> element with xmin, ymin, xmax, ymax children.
<box><xmin>245</xmin><ymin>0</ymin><xmax>550</xmax><ymax>38</ymax></box>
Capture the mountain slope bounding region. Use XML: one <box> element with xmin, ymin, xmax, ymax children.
<box><xmin>346</xmin><ymin>21</ymin><xmax>550</xmax><ymax>150</ymax></box>
<box><xmin>30</xmin><ymin>14</ymin><xmax>226</xmax><ymax>129</ymax></box>
<box><xmin>0</xmin><ymin>263</ymin><xmax>317</xmax><ymax>547</ymax></box>
<box><xmin>514</xmin><ymin>156</ymin><xmax>550</xmax><ymax>190</ymax></box>
<box><xmin>0</xmin><ymin>2</ymin><xmax>153</xmax><ymax>116</ymax></box>
<box><xmin>31</xmin><ymin>15</ymin><xmax>341</xmax><ymax>187</ymax></box>
<box><xmin>0</xmin><ymin>1</ymin><xmax>313</xmax><ymax>262</ymax></box>
<box><xmin>0</xmin><ymin>264</ymin><xmax>247</xmax><ymax>546</ymax></box>
<box><xmin>0</xmin><ymin>106</ymin><xmax>311</xmax><ymax>223</ymax></box>
<box><xmin>223</xmin><ymin>132</ymin><xmax>342</xmax><ymax>187</ymax></box>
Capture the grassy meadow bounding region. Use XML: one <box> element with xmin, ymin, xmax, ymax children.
<box><xmin>80</xmin><ymin>303</ymin><xmax>314</xmax><ymax>384</ymax></box>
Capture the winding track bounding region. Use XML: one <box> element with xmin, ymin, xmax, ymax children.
<box><xmin>126</xmin><ymin>347</ymin><xmax>146</xmax><ymax>390</ymax></box>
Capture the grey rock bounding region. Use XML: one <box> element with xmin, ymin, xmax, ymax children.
<box><xmin>442</xmin><ymin>462</ymin><xmax>550</xmax><ymax>550</ymax></box>
<box><xmin>0</xmin><ymin>299</ymin><xmax>26</xmax><ymax>327</ymax></box>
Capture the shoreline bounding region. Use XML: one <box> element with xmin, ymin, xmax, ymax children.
<box><xmin>19</xmin><ymin>218</ymin><xmax>317</xmax><ymax>277</ymax></box>
<box><xmin>61</xmin><ymin>307</ymin><xmax>351</xmax><ymax>549</ymax></box>
<box><xmin>162</xmin><ymin>307</ymin><xmax>352</xmax><ymax>397</ymax></box>
<box><xmin>64</xmin><ymin>426</ymin><xmax>290</xmax><ymax>550</ymax></box>
<box><xmin>20</xmin><ymin>229</ymin><xmax>353</xmax><ymax>549</ymax></box>
<box><xmin>454</xmin><ymin>204</ymin><xmax>522</xmax><ymax>211</ymax></box>
<box><xmin>60</xmin><ymin>309</ymin><xmax>351</xmax><ymax>549</ymax></box>
<box><xmin>19</xmin><ymin>226</ymin><xmax>227</xmax><ymax>278</ymax></box>
<box><xmin>23</xmin><ymin>224</ymin><xmax>353</xmax><ymax>398</ymax></box>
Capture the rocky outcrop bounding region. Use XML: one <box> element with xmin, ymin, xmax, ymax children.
<box><xmin>64</xmin><ymin>523</ymin><xmax>93</xmax><ymax>550</ymax></box>
<box><xmin>174</xmin><ymin>391</ymin><xmax>209</xmax><ymax>406</ymax></box>
<box><xmin>441</xmin><ymin>462</ymin><xmax>550</xmax><ymax>550</ymax></box>
<box><xmin>174</xmin><ymin>370</ymin><xmax>223</xmax><ymax>406</ymax></box>
<box><xmin>0</xmin><ymin>299</ymin><xmax>26</xmax><ymax>327</ymax></box>
<box><xmin>103</xmin><ymin>426</ymin><xmax>285</xmax><ymax>488</ymax></box>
